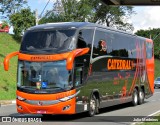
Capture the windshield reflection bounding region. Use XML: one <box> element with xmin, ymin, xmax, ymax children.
<box><xmin>20</xmin><ymin>29</ymin><xmax>76</xmax><ymax>54</ymax></box>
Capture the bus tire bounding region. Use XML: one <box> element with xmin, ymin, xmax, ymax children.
<box><xmin>95</xmin><ymin>98</ymin><xmax>99</xmax><ymax>114</ymax></box>
<box><xmin>88</xmin><ymin>95</ymin><xmax>98</xmax><ymax>117</ymax></box>
<box><xmin>131</xmin><ymin>89</ymin><xmax>138</xmax><ymax>106</ymax></box>
<box><xmin>138</xmin><ymin>88</ymin><xmax>145</xmax><ymax>105</ymax></box>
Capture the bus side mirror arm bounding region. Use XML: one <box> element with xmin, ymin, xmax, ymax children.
<box><xmin>66</xmin><ymin>48</ymin><xmax>89</xmax><ymax>70</ymax></box>
<box><xmin>4</xmin><ymin>51</ymin><xmax>19</xmax><ymax>71</ymax></box>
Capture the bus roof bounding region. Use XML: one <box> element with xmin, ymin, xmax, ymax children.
<box><xmin>27</xmin><ymin>22</ymin><xmax>135</xmax><ymax>36</ymax></box>
<box><xmin>27</xmin><ymin>22</ymin><xmax>152</xmax><ymax>40</ymax></box>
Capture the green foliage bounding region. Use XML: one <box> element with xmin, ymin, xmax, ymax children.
<box><xmin>39</xmin><ymin>12</ymin><xmax>66</xmax><ymax>24</ymax></box>
<box><xmin>90</xmin><ymin>0</ymin><xmax>134</xmax><ymax>31</ymax></box>
<box><xmin>10</xmin><ymin>8</ymin><xmax>35</xmax><ymax>37</ymax></box>
<box><xmin>0</xmin><ymin>0</ymin><xmax>27</xmax><ymax>15</ymax></box>
<box><xmin>135</xmin><ymin>28</ymin><xmax>160</xmax><ymax>58</ymax></box>
<box><xmin>155</xmin><ymin>59</ymin><xmax>160</xmax><ymax>78</ymax></box>
<box><xmin>40</xmin><ymin>0</ymin><xmax>134</xmax><ymax>31</ymax></box>
<box><xmin>0</xmin><ymin>20</ymin><xmax>9</xmax><ymax>29</ymax></box>
<box><xmin>61</xmin><ymin>0</ymin><xmax>93</xmax><ymax>22</ymax></box>
<box><xmin>0</xmin><ymin>33</ymin><xmax>20</xmax><ymax>100</ymax></box>
<box><xmin>40</xmin><ymin>0</ymin><xmax>93</xmax><ymax>23</ymax></box>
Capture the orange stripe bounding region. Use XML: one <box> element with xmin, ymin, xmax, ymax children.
<box><xmin>4</xmin><ymin>51</ymin><xmax>19</xmax><ymax>71</ymax></box>
<box><xmin>66</xmin><ymin>48</ymin><xmax>89</xmax><ymax>70</ymax></box>
<box><xmin>18</xmin><ymin>52</ymin><xmax>70</xmax><ymax>62</ymax></box>
<box><xmin>146</xmin><ymin>39</ymin><xmax>154</xmax><ymax>93</ymax></box>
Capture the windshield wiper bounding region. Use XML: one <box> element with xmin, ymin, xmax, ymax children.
<box><xmin>20</xmin><ymin>86</ymin><xmax>37</xmax><ymax>90</ymax></box>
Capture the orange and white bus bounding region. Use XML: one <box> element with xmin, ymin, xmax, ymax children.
<box><xmin>4</xmin><ymin>22</ymin><xmax>154</xmax><ymax>117</ymax></box>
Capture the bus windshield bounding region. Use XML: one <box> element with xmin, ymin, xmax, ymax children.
<box><xmin>20</xmin><ymin>29</ymin><xmax>76</xmax><ymax>54</ymax></box>
<box><xmin>17</xmin><ymin>60</ymin><xmax>73</xmax><ymax>93</ymax></box>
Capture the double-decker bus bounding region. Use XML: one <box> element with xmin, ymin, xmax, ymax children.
<box><xmin>4</xmin><ymin>22</ymin><xmax>154</xmax><ymax>117</ymax></box>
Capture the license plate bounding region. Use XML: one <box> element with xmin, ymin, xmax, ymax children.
<box><xmin>37</xmin><ymin>110</ymin><xmax>47</xmax><ymax>114</ymax></box>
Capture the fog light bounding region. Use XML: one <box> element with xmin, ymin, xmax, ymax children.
<box><xmin>62</xmin><ymin>105</ymin><xmax>70</xmax><ymax>111</ymax></box>
<box><xmin>17</xmin><ymin>105</ymin><xmax>23</xmax><ymax>110</ymax></box>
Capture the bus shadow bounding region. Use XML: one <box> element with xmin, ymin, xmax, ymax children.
<box><xmin>99</xmin><ymin>101</ymin><xmax>148</xmax><ymax>114</ymax></box>
<box><xmin>41</xmin><ymin>101</ymin><xmax>149</xmax><ymax>122</ymax></box>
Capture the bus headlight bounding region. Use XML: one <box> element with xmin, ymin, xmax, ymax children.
<box><xmin>59</xmin><ymin>97</ymin><xmax>70</xmax><ymax>102</ymax></box>
<box><xmin>17</xmin><ymin>96</ymin><xmax>26</xmax><ymax>101</ymax></box>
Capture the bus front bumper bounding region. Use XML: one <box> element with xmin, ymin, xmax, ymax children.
<box><xmin>16</xmin><ymin>90</ymin><xmax>76</xmax><ymax>115</ymax></box>
<box><xmin>16</xmin><ymin>98</ymin><xmax>76</xmax><ymax>115</ymax></box>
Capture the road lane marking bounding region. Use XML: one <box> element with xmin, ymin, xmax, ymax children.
<box><xmin>147</xmin><ymin>109</ymin><xmax>160</xmax><ymax>117</ymax></box>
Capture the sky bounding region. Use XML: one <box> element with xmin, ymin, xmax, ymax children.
<box><xmin>7</xmin><ymin>0</ymin><xmax>160</xmax><ymax>33</ymax></box>
<box><xmin>27</xmin><ymin>0</ymin><xmax>56</xmax><ymax>17</ymax></box>
<box><xmin>131</xmin><ymin>6</ymin><xmax>160</xmax><ymax>32</ymax></box>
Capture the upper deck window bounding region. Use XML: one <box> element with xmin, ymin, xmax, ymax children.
<box><xmin>20</xmin><ymin>29</ymin><xmax>76</xmax><ymax>54</ymax></box>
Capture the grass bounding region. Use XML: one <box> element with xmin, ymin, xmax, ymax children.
<box><xmin>140</xmin><ymin>123</ymin><xmax>160</xmax><ymax>125</ymax></box>
<box><xmin>154</xmin><ymin>59</ymin><xmax>160</xmax><ymax>79</ymax></box>
<box><xmin>0</xmin><ymin>33</ymin><xmax>20</xmax><ymax>100</ymax></box>
<box><xmin>0</xmin><ymin>33</ymin><xmax>160</xmax><ymax>100</ymax></box>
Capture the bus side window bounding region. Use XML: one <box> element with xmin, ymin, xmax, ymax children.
<box><xmin>74</xmin><ymin>67</ymin><xmax>83</xmax><ymax>87</ymax></box>
<box><xmin>77</xmin><ymin>29</ymin><xmax>94</xmax><ymax>49</ymax></box>
<box><xmin>93</xmin><ymin>29</ymin><xmax>108</xmax><ymax>58</ymax></box>
<box><xmin>146</xmin><ymin>42</ymin><xmax>153</xmax><ymax>59</ymax></box>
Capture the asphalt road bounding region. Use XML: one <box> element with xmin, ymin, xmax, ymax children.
<box><xmin>1</xmin><ymin>89</ymin><xmax>160</xmax><ymax>125</ymax></box>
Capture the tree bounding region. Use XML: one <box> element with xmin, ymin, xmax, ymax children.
<box><xmin>61</xmin><ymin>0</ymin><xmax>93</xmax><ymax>22</ymax></box>
<box><xmin>90</xmin><ymin>0</ymin><xmax>135</xmax><ymax>31</ymax></box>
<box><xmin>0</xmin><ymin>0</ymin><xmax>27</xmax><ymax>15</ymax></box>
<box><xmin>39</xmin><ymin>0</ymin><xmax>93</xmax><ymax>23</ymax></box>
<box><xmin>39</xmin><ymin>12</ymin><xmax>65</xmax><ymax>24</ymax></box>
<box><xmin>135</xmin><ymin>28</ymin><xmax>160</xmax><ymax>58</ymax></box>
<box><xmin>0</xmin><ymin>20</ymin><xmax>9</xmax><ymax>29</ymax></box>
<box><xmin>10</xmin><ymin>8</ymin><xmax>35</xmax><ymax>37</ymax></box>
<box><xmin>40</xmin><ymin>0</ymin><xmax>134</xmax><ymax>31</ymax></box>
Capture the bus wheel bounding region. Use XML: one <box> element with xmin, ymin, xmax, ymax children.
<box><xmin>131</xmin><ymin>89</ymin><xmax>138</xmax><ymax>106</ymax></box>
<box><xmin>88</xmin><ymin>95</ymin><xmax>97</xmax><ymax>117</ymax></box>
<box><xmin>138</xmin><ymin>89</ymin><xmax>145</xmax><ymax>105</ymax></box>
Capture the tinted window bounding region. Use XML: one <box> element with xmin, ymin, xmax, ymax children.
<box><xmin>77</xmin><ymin>29</ymin><xmax>94</xmax><ymax>49</ymax></box>
<box><xmin>92</xmin><ymin>29</ymin><xmax>110</xmax><ymax>58</ymax></box>
<box><xmin>20</xmin><ymin>29</ymin><xmax>76</xmax><ymax>54</ymax></box>
<box><xmin>127</xmin><ymin>38</ymin><xmax>137</xmax><ymax>58</ymax></box>
<box><xmin>93</xmin><ymin>29</ymin><xmax>136</xmax><ymax>58</ymax></box>
<box><xmin>110</xmin><ymin>33</ymin><xmax>132</xmax><ymax>57</ymax></box>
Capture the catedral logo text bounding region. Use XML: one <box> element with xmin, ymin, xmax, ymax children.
<box><xmin>31</xmin><ymin>56</ymin><xmax>51</xmax><ymax>61</ymax></box>
<box><xmin>107</xmin><ymin>59</ymin><xmax>134</xmax><ymax>70</ymax></box>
